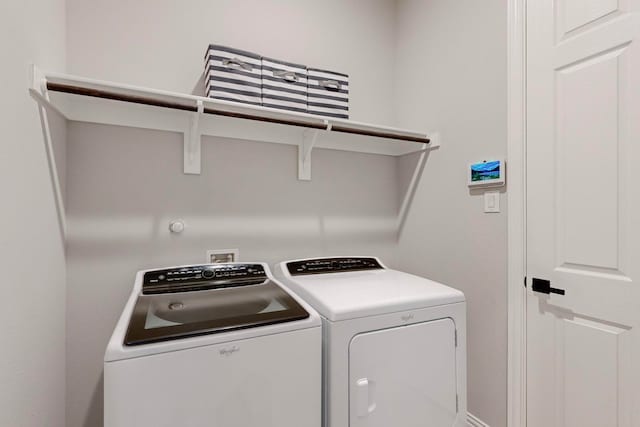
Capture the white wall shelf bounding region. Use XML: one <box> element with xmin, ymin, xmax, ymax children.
<box><xmin>29</xmin><ymin>66</ymin><xmax>439</xmax><ymax>236</ymax></box>
<box><xmin>29</xmin><ymin>67</ymin><xmax>440</xmax><ymax>180</ymax></box>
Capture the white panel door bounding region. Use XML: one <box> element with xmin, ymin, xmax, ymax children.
<box><xmin>526</xmin><ymin>1</ymin><xmax>640</xmax><ymax>426</ymax></box>
<box><xmin>349</xmin><ymin>319</ymin><xmax>458</xmax><ymax>427</ymax></box>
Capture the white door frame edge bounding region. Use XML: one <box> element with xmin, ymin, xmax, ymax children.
<box><xmin>507</xmin><ymin>0</ymin><xmax>527</xmax><ymax>426</ymax></box>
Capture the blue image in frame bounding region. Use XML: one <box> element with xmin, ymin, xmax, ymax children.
<box><xmin>471</xmin><ymin>161</ymin><xmax>501</xmax><ymax>182</ymax></box>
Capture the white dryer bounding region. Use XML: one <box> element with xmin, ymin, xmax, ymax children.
<box><xmin>274</xmin><ymin>257</ymin><xmax>466</xmax><ymax>427</ymax></box>
<box><xmin>104</xmin><ymin>263</ymin><xmax>321</xmax><ymax>427</ymax></box>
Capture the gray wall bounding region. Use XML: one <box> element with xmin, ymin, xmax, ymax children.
<box><xmin>66</xmin><ymin>0</ymin><xmax>397</xmax><ymax>126</ymax></box>
<box><xmin>0</xmin><ymin>0</ymin><xmax>67</xmax><ymax>426</ymax></box>
<box><xmin>64</xmin><ymin>1</ymin><xmax>401</xmax><ymax>426</ymax></box>
<box><xmin>394</xmin><ymin>1</ymin><xmax>508</xmax><ymax>426</ymax></box>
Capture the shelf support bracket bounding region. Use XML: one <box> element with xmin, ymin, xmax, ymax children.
<box><xmin>184</xmin><ymin>100</ymin><xmax>204</xmax><ymax>174</ymax></box>
<box><xmin>28</xmin><ymin>65</ymin><xmax>67</xmax><ymax>238</ymax></box>
<box><xmin>396</xmin><ymin>131</ymin><xmax>440</xmax><ymax>238</ymax></box>
<box><xmin>298</xmin><ymin>125</ymin><xmax>324</xmax><ymax>181</ymax></box>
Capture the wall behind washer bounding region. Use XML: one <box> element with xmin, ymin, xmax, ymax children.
<box><xmin>64</xmin><ymin>1</ymin><xmax>401</xmax><ymax>426</ymax></box>
<box><xmin>394</xmin><ymin>1</ymin><xmax>508</xmax><ymax>426</ymax></box>
<box><xmin>0</xmin><ymin>0</ymin><xmax>67</xmax><ymax>426</ymax></box>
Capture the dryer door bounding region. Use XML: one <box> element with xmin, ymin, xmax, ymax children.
<box><xmin>349</xmin><ymin>318</ymin><xmax>458</xmax><ymax>427</ymax></box>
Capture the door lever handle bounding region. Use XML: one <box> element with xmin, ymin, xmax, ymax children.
<box><xmin>532</xmin><ymin>278</ymin><xmax>565</xmax><ymax>295</ymax></box>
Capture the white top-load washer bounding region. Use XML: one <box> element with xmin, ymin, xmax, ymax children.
<box><xmin>274</xmin><ymin>257</ymin><xmax>466</xmax><ymax>427</ymax></box>
<box><xmin>105</xmin><ymin>262</ymin><xmax>321</xmax><ymax>427</ymax></box>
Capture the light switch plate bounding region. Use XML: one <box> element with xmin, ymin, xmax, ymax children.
<box><xmin>484</xmin><ymin>191</ymin><xmax>500</xmax><ymax>213</ymax></box>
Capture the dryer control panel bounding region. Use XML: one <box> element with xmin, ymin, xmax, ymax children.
<box><xmin>287</xmin><ymin>257</ymin><xmax>383</xmax><ymax>276</ymax></box>
<box><xmin>142</xmin><ymin>264</ymin><xmax>267</xmax><ymax>294</ymax></box>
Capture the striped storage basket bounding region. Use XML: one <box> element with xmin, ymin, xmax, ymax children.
<box><xmin>307</xmin><ymin>68</ymin><xmax>349</xmax><ymax>119</ymax></box>
<box><xmin>204</xmin><ymin>45</ymin><xmax>262</xmax><ymax>106</ymax></box>
<box><xmin>261</xmin><ymin>57</ymin><xmax>308</xmax><ymax>114</ymax></box>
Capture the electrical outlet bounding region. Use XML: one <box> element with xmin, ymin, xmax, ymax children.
<box><xmin>206</xmin><ymin>249</ymin><xmax>239</xmax><ymax>264</ymax></box>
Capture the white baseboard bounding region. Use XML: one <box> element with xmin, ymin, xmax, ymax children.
<box><xmin>467</xmin><ymin>412</ymin><xmax>490</xmax><ymax>427</ymax></box>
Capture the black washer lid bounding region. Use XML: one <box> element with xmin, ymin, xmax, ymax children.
<box><xmin>125</xmin><ymin>264</ymin><xmax>309</xmax><ymax>346</ymax></box>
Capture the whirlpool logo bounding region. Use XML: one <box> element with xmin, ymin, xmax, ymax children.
<box><xmin>401</xmin><ymin>313</ymin><xmax>414</xmax><ymax>322</ymax></box>
<box><xmin>219</xmin><ymin>346</ymin><xmax>240</xmax><ymax>357</ymax></box>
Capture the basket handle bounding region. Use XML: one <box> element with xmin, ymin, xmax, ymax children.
<box><xmin>222</xmin><ymin>57</ymin><xmax>253</xmax><ymax>72</ymax></box>
<box><xmin>320</xmin><ymin>79</ymin><xmax>341</xmax><ymax>91</ymax></box>
<box><xmin>273</xmin><ymin>70</ymin><xmax>299</xmax><ymax>83</ymax></box>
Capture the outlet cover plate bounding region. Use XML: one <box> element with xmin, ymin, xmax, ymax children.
<box><xmin>206</xmin><ymin>249</ymin><xmax>240</xmax><ymax>264</ymax></box>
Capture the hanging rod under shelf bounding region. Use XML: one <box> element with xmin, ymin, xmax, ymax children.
<box><xmin>47</xmin><ymin>82</ymin><xmax>196</xmax><ymax>112</ymax></box>
<box><xmin>45</xmin><ymin>82</ymin><xmax>430</xmax><ymax>144</ymax></box>
<box><xmin>201</xmin><ymin>108</ymin><xmax>327</xmax><ymax>130</ymax></box>
<box><xmin>329</xmin><ymin>125</ymin><xmax>429</xmax><ymax>143</ymax></box>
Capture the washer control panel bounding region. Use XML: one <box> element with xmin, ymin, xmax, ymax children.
<box><xmin>287</xmin><ymin>257</ymin><xmax>383</xmax><ymax>276</ymax></box>
<box><xmin>142</xmin><ymin>264</ymin><xmax>266</xmax><ymax>294</ymax></box>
